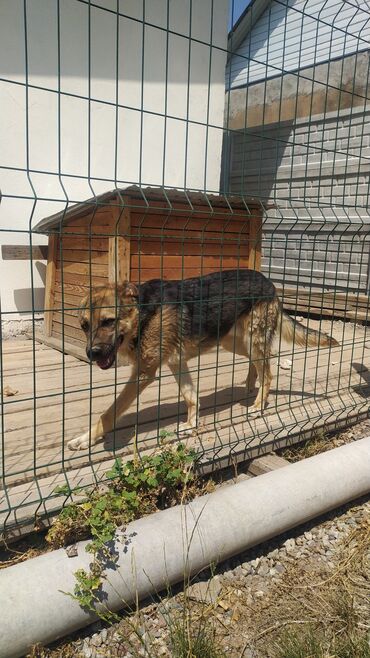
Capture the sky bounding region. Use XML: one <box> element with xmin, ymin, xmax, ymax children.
<box><xmin>228</xmin><ymin>0</ymin><xmax>252</xmax><ymax>30</ymax></box>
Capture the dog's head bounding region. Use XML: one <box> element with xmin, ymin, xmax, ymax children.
<box><xmin>79</xmin><ymin>282</ymin><xmax>139</xmax><ymax>369</ymax></box>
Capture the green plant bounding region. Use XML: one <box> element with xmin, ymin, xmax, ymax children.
<box><xmin>48</xmin><ymin>444</ymin><xmax>210</xmax><ymax>620</ymax></box>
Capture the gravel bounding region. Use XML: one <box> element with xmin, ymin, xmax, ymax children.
<box><xmin>60</xmin><ymin>493</ymin><xmax>369</xmax><ymax>658</ymax></box>
<box><xmin>28</xmin><ymin>420</ymin><xmax>370</xmax><ymax>658</ymax></box>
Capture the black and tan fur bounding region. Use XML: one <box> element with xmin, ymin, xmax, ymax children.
<box><xmin>68</xmin><ymin>270</ymin><xmax>339</xmax><ymax>450</ymax></box>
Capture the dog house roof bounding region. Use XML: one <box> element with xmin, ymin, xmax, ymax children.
<box><xmin>33</xmin><ymin>186</ymin><xmax>268</xmax><ymax>233</ymax></box>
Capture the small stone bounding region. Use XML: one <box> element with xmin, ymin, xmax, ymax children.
<box><xmin>242</xmin><ymin>649</ymin><xmax>255</xmax><ymax>658</ymax></box>
<box><xmin>275</xmin><ymin>563</ymin><xmax>285</xmax><ymax>574</ymax></box>
<box><xmin>241</xmin><ymin>562</ymin><xmax>254</xmax><ymax>575</ymax></box>
<box><xmin>255</xmin><ymin>590</ymin><xmax>265</xmax><ymax>598</ymax></box>
<box><xmin>100</xmin><ymin>629</ymin><xmax>108</xmax><ymax>643</ymax></box>
<box><xmin>157</xmin><ymin>612</ymin><xmax>167</xmax><ymax>629</ymax></box>
<box><xmin>187</xmin><ymin>578</ymin><xmax>221</xmax><ymax>604</ymax></box>
<box><xmin>328</xmin><ymin>531</ymin><xmax>339</xmax><ymax>540</ymax></box>
<box><xmin>83</xmin><ymin>645</ymin><xmax>93</xmax><ymax>658</ymax></box>
<box><xmin>233</xmin><ymin>565</ymin><xmax>245</xmax><ymax>579</ymax></box>
<box><xmin>91</xmin><ymin>634</ymin><xmax>102</xmax><ymax>647</ymax></box>
<box><xmin>257</xmin><ymin>563</ymin><xmax>269</xmax><ymax>577</ymax></box>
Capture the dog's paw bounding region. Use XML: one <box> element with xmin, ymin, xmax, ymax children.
<box><xmin>177</xmin><ymin>422</ymin><xmax>197</xmax><ymax>436</ymax></box>
<box><xmin>68</xmin><ymin>433</ymin><xmax>90</xmax><ymax>451</ymax></box>
<box><xmin>247</xmin><ymin>405</ymin><xmax>264</xmax><ymax>418</ymax></box>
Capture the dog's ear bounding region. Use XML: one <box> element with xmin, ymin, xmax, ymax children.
<box><xmin>78</xmin><ymin>293</ymin><xmax>90</xmax><ymax>322</ymax></box>
<box><xmin>125</xmin><ymin>282</ymin><xmax>138</xmax><ymax>298</ymax></box>
<box><xmin>119</xmin><ymin>282</ymin><xmax>138</xmax><ymax>300</ymax></box>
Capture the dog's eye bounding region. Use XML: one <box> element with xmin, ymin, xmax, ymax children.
<box><xmin>81</xmin><ymin>321</ymin><xmax>89</xmax><ymax>332</ymax></box>
<box><xmin>101</xmin><ymin>318</ymin><xmax>115</xmax><ymax>328</ymax></box>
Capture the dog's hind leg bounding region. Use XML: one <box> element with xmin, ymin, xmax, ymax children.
<box><xmin>68</xmin><ymin>366</ymin><xmax>156</xmax><ymax>450</ymax></box>
<box><xmin>246</xmin><ymin>362</ymin><xmax>258</xmax><ymax>394</ymax></box>
<box><xmin>168</xmin><ymin>359</ymin><xmax>199</xmax><ymax>436</ymax></box>
<box><xmin>242</xmin><ymin>301</ymin><xmax>278</xmax><ymax>417</ymax></box>
<box><xmin>246</xmin><ymin>346</ymin><xmax>272</xmax><ymax>417</ymax></box>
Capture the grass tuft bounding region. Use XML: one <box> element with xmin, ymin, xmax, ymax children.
<box><xmin>275</xmin><ymin>625</ymin><xmax>370</xmax><ymax>658</ymax></box>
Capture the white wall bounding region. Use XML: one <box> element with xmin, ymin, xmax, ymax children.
<box><xmin>227</xmin><ymin>0</ymin><xmax>370</xmax><ymax>88</ymax></box>
<box><xmin>0</xmin><ymin>0</ymin><xmax>228</xmax><ymax>320</ymax></box>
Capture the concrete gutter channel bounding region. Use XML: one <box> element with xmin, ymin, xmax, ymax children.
<box><xmin>1</xmin><ymin>437</ymin><xmax>370</xmax><ymax>658</ymax></box>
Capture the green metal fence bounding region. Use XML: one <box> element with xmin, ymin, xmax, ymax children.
<box><xmin>1</xmin><ymin>0</ymin><xmax>370</xmax><ymax>538</ymax></box>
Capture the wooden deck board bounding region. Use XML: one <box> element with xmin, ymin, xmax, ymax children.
<box><xmin>1</xmin><ymin>318</ymin><xmax>370</xmax><ymax>537</ymax></box>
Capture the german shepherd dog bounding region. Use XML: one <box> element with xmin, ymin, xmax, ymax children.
<box><xmin>68</xmin><ymin>269</ymin><xmax>338</xmax><ymax>450</ymax></box>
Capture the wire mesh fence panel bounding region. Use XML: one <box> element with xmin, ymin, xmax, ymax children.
<box><xmin>1</xmin><ymin>0</ymin><xmax>370</xmax><ymax>538</ymax></box>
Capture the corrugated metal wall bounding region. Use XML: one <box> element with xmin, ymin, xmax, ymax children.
<box><xmin>227</xmin><ymin>0</ymin><xmax>370</xmax><ymax>89</ymax></box>
<box><xmin>224</xmin><ymin>0</ymin><xmax>370</xmax><ymax>294</ymax></box>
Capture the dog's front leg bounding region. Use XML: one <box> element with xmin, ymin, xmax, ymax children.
<box><xmin>68</xmin><ymin>367</ymin><xmax>156</xmax><ymax>450</ymax></box>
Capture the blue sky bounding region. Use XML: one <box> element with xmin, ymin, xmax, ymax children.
<box><xmin>229</xmin><ymin>0</ymin><xmax>251</xmax><ymax>30</ymax></box>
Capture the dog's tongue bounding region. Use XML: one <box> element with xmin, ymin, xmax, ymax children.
<box><xmin>97</xmin><ymin>352</ymin><xmax>115</xmax><ymax>370</ymax></box>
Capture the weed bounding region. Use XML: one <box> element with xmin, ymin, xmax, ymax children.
<box><xmin>168</xmin><ymin>617</ymin><xmax>227</xmax><ymax>658</ymax></box>
<box><xmin>47</xmin><ymin>444</ymin><xmax>212</xmax><ymax>620</ymax></box>
<box><xmin>334</xmin><ymin>634</ymin><xmax>370</xmax><ymax>658</ymax></box>
<box><xmin>280</xmin><ymin>430</ymin><xmax>329</xmax><ymax>462</ymax></box>
<box><xmin>275</xmin><ymin>627</ymin><xmax>325</xmax><ymax>658</ymax></box>
<box><xmin>274</xmin><ymin>625</ymin><xmax>370</xmax><ymax>658</ymax></box>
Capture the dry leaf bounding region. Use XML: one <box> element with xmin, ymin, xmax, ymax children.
<box><xmin>3</xmin><ymin>385</ymin><xmax>18</xmax><ymax>397</ymax></box>
<box><xmin>65</xmin><ymin>544</ymin><xmax>78</xmax><ymax>558</ymax></box>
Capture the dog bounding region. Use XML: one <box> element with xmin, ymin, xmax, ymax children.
<box><xmin>68</xmin><ymin>269</ymin><xmax>338</xmax><ymax>450</ymax></box>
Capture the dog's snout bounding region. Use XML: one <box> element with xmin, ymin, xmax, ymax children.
<box><xmin>87</xmin><ymin>346</ymin><xmax>103</xmax><ymax>361</ymax></box>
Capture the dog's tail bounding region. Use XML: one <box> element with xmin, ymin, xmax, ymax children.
<box><xmin>280</xmin><ymin>310</ymin><xmax>339</xmax><ymax>348</ymax></box>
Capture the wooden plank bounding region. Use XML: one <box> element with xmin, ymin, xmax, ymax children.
<box><xmin>52</xmin><ymin>312</ymin><xmax>81</xmax><ymax>330</ymax></box>
<box><xmin>52</xmin><ymin>321</ymin><xmax>86</xmax><ymax>342</ymax></box>
<box><xmin>54</xmin><ymin>292</ymin><xmax>85</xmax><ymax>309</ymax></box>
<box><xmin>131</xmin><ymin>239</ymin><xmax>249</xmax><ymax>257</ymax></box>
<box><xmin>61</xmin><ymin>249</ymin><xmax>108</xmax><ymax>264</ymax></box>
<box><xmin>0</xmin><ymin>318</ymin><xmax>363</xmax><ymax>516</ymax></box>
<box><xmin>60</xmin><ymin>236</ymin><xmax>109</xmax><ymax>251</ymax></box>
<box><xmin>109</xmin><ymin>199</ymin><xmax>130</xmax><ymax>284</ymax></box>
<box><xmin>60</xmin><ymin>222</ymin><xmax>250</xmax><ymax>243</ymax></box>
<box><xmin>44</xmin><ymin>235</ymin><xmax>58</xmax><ymax>337</ymax></box>
<box><xmin>31</xmin><ymin>331</ymin><xmax>88</xmax><ymax>362</ymax></box>
<box><xmin>248</xmin><ymin>210</ymin><xmax>262</xmax><ymax>271</ymax></box>
<box><xmin>55</xmin><ymin>261</ymin><xmax>108</xmax><ymax>277</ymax></box>
<box><xmin>130</xmin><ymin>254</ymin><xmax>249</xmax><ymax>270</ymax></box>
<box><xmin>2</xmin><ymin>390</ymin><xmax>368</xmax><ymax>539</ymax></box>
<box><xmin>62</xmin><ymin>224</ymin><xmax>117</xmax><ymax>236</ymax></box>
<box><xmin>1</xmin><ymin>244</ymin><xmax>48</xmax><ymax>260</ymax></box>
<box><xmin>64</xmin><ymin>209</ymin><xmax>115</xmax><ymax>228</ymax></box>
<box><xmin>54</xmin><ymin>280</ymin><xmax>90</xmax><ymax>297</ymax></box>
<box><xmin>131</xmin><ymin>213</ymin><xmax>252</xmax><ymax>236</ymax></box>
<box><xmin>130</xmin><ymin>265</ymin><xmax>245</xmax><ymax>282</ymax></box>
<box><xmin>276</xmin><ymin>284</ymin><xmax>370</xmax><ymax>323</ymax></box>
<box><xmin>277</xmin><ymin>286</ymin><xmax>370</xmax><ymax>305</ymax></box>
<box><xmin>54</xmin><ymin>270</ymin><xmax>108</xmax><ymax>286</ymax></box>
<box><xmin>246</xmin><ymin>453</ymin><xmax>289</xmax><ymax>476</ymax></box>
<box><xmin>108</xmin><ymin>236</ymin><xmax>127</xmax><ymax>284</ymax></box>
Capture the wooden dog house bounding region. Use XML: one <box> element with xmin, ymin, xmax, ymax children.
<box><xmin>34</xmin><ymin>187</ymin><xmax>264</xmax><ymax>359</ymax></box>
